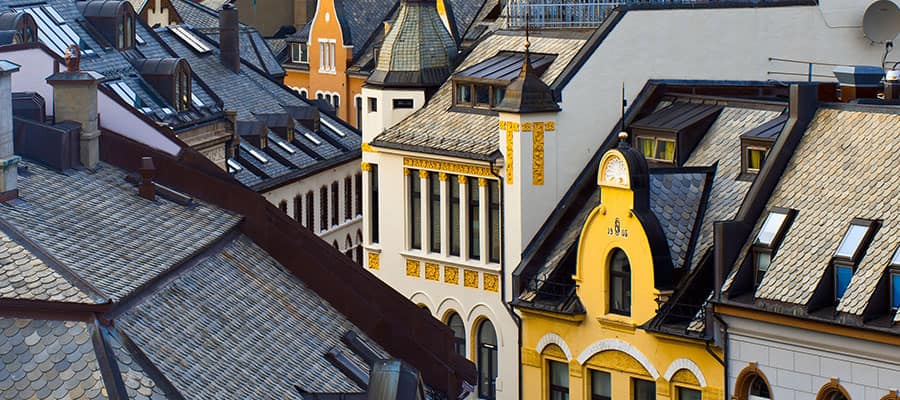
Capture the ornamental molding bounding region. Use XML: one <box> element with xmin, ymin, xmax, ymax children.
<box><xmin>536</xmin><ymin>333</ymin><xmax>573</xmax><ymax>361</ymax></box>
<box><xmin>663</xmin><ymin>358</ymin><xmax>707</xmax><ymax>387</ymax></box>
<box><xmin>576</xmin><ymin>339</ymin><xmax>660</xmax><ymax>379</ymax></box>
<box><xmin>402</xmin><ymin>157</ymin><xmax>493</xmax><ymax>177</ymax></box>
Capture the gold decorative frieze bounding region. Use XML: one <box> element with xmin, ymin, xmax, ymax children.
<box><xmin>418</xmin><ymin>169</ymin><xmax>429</xmax><ymax>179</ymax></box>
<box><xmin>545</xmin><ymin>121</ymin><xmax>555</xmax><ymax>131</ymax></box>
<box><xmin>361</xmin><ymin>142</ymin><xmax>377</xmax><ymax>152</ymax></box>
<box><xmin>405</xmin><ymin>259</ymin><xmax>420</xmax><ymax>277</ymax></box>
<box><xmin>361</xmin><ymin>161</ymin><xmax>371</xmax><ymax>171</ymax></box>
<box><xmin>521</xmin><ymin>122</ymin><xmax>533</xmax><ymax>132</ymax></box>
<box><xmin>499</xmin><ymin>121</ymin><xmax>519</xmax><ymax>131</ymax></box>
<box><xmin>403</xmin><ymin>168</ymin><xmax>411</xmax><ymax>176</ymax></box>
<box><xmin>478</xmin><ymin>178</ymin><xmax>488</xmax><ymax>187</ymax></box>
<box><xmin>439</xmin><ymin>172</ymin><xmax>448</xmax><ymax>181</ymax></box>
<box><xmin>505</xmin><ymin>127</ymin><xmax>514</xmax><ymax>183</ymax></box>
<box><xmin>464</xmin><ymin>270</ymin><xmax>479</xmax><ymax>288</ymax></box>
<box><xmin>484</xmin><ymin>273</ymin><xmax>499</xmax><ymax>292</ymax></box>
<box><xmin>402</xmin><ymin>157</ymin><xmax>492</xmax><ymax>177</ymax></box>
<box><xmin>533</xmin><ymin>122</ymin><xmax>545</xmax><ymax>186</ymax></box>
<box><xmin>367</xmin><ymin>252</ymin><xmax>379</xmax><ymax>270</ymax></box>
<box><xmin>444</xmin><ymin>266</ymin><xmax>459</xmax><ymax>285</ymax></box>
<box><xmin>425</xmin><ymin>263</ymin><xmax>440</xmax><ymax>281</ymax></box>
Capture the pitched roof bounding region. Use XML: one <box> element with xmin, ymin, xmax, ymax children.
<box><xmin>724</xmin><ymin>105</ymin><xmax>900</xmax><ymax>324</ymax></box>
<box><xmin>334</xmin><ymin>0</ymin><xmax>398</xmax><ymax>48</ymax></box>
<box><xmin>649</xmin><ymin>170</ymin><xmax>710</xmax><ymax>271</ymax></box>
<box><xmin>373</xmin><ymin>30</ymin><xmax>589</xmax><ymax>159</ymax></box>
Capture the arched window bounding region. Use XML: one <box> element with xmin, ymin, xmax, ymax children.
<box><xmin>418</xmin><ymin>304</ymin><xmax>430</xmax><ymax>313</ymax></box>
<box><xmin>608</xmin><ymin>249</ymin><xmax>631</xmax><ymax>316</ymax></box>
<box><xmin>344</xmin><ymin>235</ymin><xmax>353</xmax><ymax>260</ymax></box>
<box><xmin>445</xmin><ymin>312</ymin><xmax>465</xmax><ymax>357</ymax></box>
<box><xmin>355</xmin><ymin>230</ymin><xmax>363</xmax><ymax>265</ymax></box>
<box><xmin>817</xmin><ymin>380</ymin><xmax>850</xmax><ymax>400</ymax></box>
<box><xmin>293</xmin><ymin>195</ymin><xmax>302</xmax><ymax>222</ymax></box>
<box><xmin>332</xmin><ymin>240</ymin><xmax>339</xmax><ymax>249</ymax></box>
<box><xmin>175</xmin><ymin>60</ymin><xmax>191</xmax><ymax>111</ymax></box>
<box><xmin>734</xmin><ymin>364</ymin><xmax>772</xmax><ymax>400</ymax></box>
<box><xmin>300</xmin><ymin>89</ymin><xmax>308</xmax><ymax>98</ymax></box>
<box><xmin>477</xmin><ymin>319</ymin><xmax>498</xmax><ymax>399</ymax></box>
<box><xmin>278</xmin><ymin>200</ymin><xmax>287</xmax><ymax>213</ymax></box>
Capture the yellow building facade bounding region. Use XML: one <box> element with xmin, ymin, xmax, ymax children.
<box><xmin>517</xmin><ymin>144</ymin><xmax>724</xmax><ymax>400</ymax></box>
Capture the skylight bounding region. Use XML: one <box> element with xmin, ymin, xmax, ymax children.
<box><xmin>169</xmin><ymin>25</ymin><xmax>211</xmax><ymax>54</ymax></box>
<box><xmin>835</xmin><ymin>224</ymin><xmax>869</xmax><ymax>258</ymax></box>
<box><xmin>891</xmin><ymin>246</ymin><xmax>900</xmax><ymax>266</ymax></box>
<box><xmin>270</xmin><ymin>136</ymin><xmax>296</xmax><ymax>154</ymax></box>
<box><xmin>226</xmin><ymin>159</ymin><xmax>243</xmax><ymax>172</ymax></box>
<box><xmin>108</xmin><ymin>81</ymin><xmax>137</xmax><ymax>106</ymax></box>
<box><xmin>240</xmin><ymin>143</ymin><xmax>269</xmax><ymax>163</ymax></box>
<box><xmin>191</xmin><ymin>93</ymin><xmax>203</xmax><ymax>107</ymax></box>
<box><xmin>756</xmin><ymin>211</ymin><xmax>788</xmax><ymax>246</ymax></box>
<box><xmin>304</xmin><ymin>132</ymin><xmax>322</xmax><ymax>146</ymax></box>
<box><xmin>135</xmin><ymin>33</ymin><xmax>145</xmax><ymax>45</ymax></box>
<box><xmin>319</xmin><ymin>118</ymin><xmax>346</xmax><ymax>138</ymax></box>
<box><xmin>18</xmin><ymin>5</ymin><xmax>93</xmax><ymax>57</ymax></box>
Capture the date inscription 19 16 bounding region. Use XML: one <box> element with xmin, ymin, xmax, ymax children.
<box><xmin>607</xmin><ymin>217</ymin><xmax>628</xmax><ymax>238</ymax></box>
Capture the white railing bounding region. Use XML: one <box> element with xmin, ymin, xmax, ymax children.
<box><xmin>506</xmin><ymin>1</ymin><xmax>623</xmax><ymax>29</ymax></box>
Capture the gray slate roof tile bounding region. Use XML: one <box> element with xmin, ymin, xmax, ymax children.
<box><xmin>0</xmin><ymin>161</ymin><xmax>241</xmax><ymax>301</ymax></box>
<box><xmin>649</xmin><ymin>171</ymin><xmax>709</xmax><ymax>270</ymax></box>
<box><xmin>118</xmin><ymin>235</ymin><xmax>389</xmax><ymax>398</ymax></box>
<box><xmin>374</xmin><ymin>31</ymin><xmax>588</xmax><ymax>158</ymax></box>
<box><xmin>0</xmin><ymin>229</ymin><xmax>97</xmax><ymax>304</ymax></box>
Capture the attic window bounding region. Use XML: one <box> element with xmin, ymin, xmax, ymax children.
<box><xmin>454</xmin><ymin>81</ymin><xmax>506</xmax><ymax>109</ymax></box>
<box><xmin>636</xmin><ymin>136</ymin><xmax>675</xmax><ymax>163</ymax></box>
<box><xmin>169</xmin><ymin>25</ymin><xmax>211</xmax><ymax>54</ymax></box>
<box><xmin>832</xmin><ymin>219</ymin><xmax>879</xmax><ymax>301</ymax></box>
<box><xmin>752</xmin><ymin>209</ymin><xmax>794</xmax><ymax>286</ymax></box>
<box><xmin>175</xmin><ymin>60</ymin><xmax>191</xmax><ymax>111</ymax></box>
<box><xmin>117</xmin><ymin>8</ymin><xmax>134</xmax><ymax>49</ymax></box>
<box><xmin>744</xmin><ymin>146</ymin><xmax>768</xmax><ymax>173</ymax></box>
<box><xmin>890</xmin><ymin>246</ymin><xmax>900</xmax><ymax>310</ymax></box>
<box><xmin>291</xmin><ymin>43</ymin><xmax>308</xmax><ymax>64</ymax></box>
<box><xmin>240</xmin><ymin>143</ymin><xmax>269</xmax><ymax>163</ymax></box>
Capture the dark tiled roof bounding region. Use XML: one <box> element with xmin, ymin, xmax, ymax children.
<box><xmin>725</xmin><ymin>107</ymin><xmax>900</xmax><ymax>321</ymax></box>
<box><xmin>374</xmin><ymin>31</ymin><xmax>588</xmax><ymax>158</ymax></box>
<box><xmin>741</xmin><ymin>113</ymin><xmax>788</xmax><ymax>140</ymax></box>
<box><xmin>0</xmin><ymin>161</ymin><xmax>241</xmax><ymax>301</ymax></box>
<box><xmin>119</xmin><ymin>235</ymin><xmax>389</xmax><ymax>398</ymax></box>
<box><xmin>0</xmin><ymin>228</ymin><xmax>99</xmax><ymax>304</ymax></box>
<box><xmin>631</xmin><ymin>102</ymin><xmax>723</xmax><ymax>131</ymax></box>
<box><xmin>104</xmin><ymin>328</ymin><xmax>176</xmax><ymax>400</ymax></box>
<box><xmin>446</xmin><ymin>0</ymin><xmax>487</xmax><ymax>41</ymax></box>
<box><xmin>649</xmin><ymin>170</ymin><xmax>709</xmax><ymax>270</ymax></box>
<box><xmin>334</xmin><ymin>0</ymin><xmax>397</xmax><ymax>48</ymax></box>
<box><xmin>0</xmin><ymin>318</ymin><xmax>106</xmax><ymax>399</ymax></box>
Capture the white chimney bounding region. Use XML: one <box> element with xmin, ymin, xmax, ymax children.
<box><xmin>0</xmin><ymin>60</ymin><xmax>21</xmax><ymax>201</ymax></box>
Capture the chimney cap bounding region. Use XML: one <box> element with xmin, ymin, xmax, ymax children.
<box><xmin>46</xmin><ymin>70</ymin><xmax>104</xmax><ymax>84</ymax></box>
<box><xmin>0</xmin><ymin>60</ymin><xmax>19</xmax><ymax>74</ymax></box>
<box><xmin>832</xmin><ymin>65</ymin><xmax>884</xmax><ymax>87</ymax></box>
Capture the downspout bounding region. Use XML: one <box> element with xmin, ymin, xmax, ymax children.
<box><xmin>711</xmin><ymin>313</ymin><xmax>729</xmax><ymax>400</ymax></box>
<box><xmin>489</xmin><ymin>155</ymin><xmax>523</xmax><ymax>400</ymax></box>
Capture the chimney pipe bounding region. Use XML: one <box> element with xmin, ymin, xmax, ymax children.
<box><xmin>46</xmin><ymin>45</ymin><xmax>104</xmax><ymax>169</ymax></box>
<box><xmin>138</xmin><ymin>156</ymin><xmax>156</xmax><ymax>201</ymax></box>
<box><xmin>0</xmin><ymin>60</ymin><xmax>21</xmax><ymax>201</ymax></box>
<box><xmin>885</xmin><ymin>69</ymin><xmax>900</xmax><ymax>100</ymax></box>
<box><xmin>219</xmin><ymin>3</ymin><xmax>240</xmax><ymax>73</ymax></box>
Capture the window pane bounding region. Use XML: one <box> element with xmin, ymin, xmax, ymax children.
<box><xmin>891</xmin><ymin>272</ymin><xmax>900</xmax><ymax>309</ymax></box>
<box><xmin>747</xmin><ymin>148</ymin><xmax>766</xmax><ymax>171</ymax></box>
<box><xmin>637</xmin><ymin>137</ymin><xmax>655</xmax><ymax>159</ymax></box>
<box><xmin>320</xmin><ymin>186</ymin><xmax>328</xmax><ymax>231</ymax></box>
<box><xmin>835</xmin><ymin>265</ymin><xmax>853</xmax><ymax>300</ymax></box>
<box><xmin>756</xmin><ymin>211</ymin><xmax>787</xmax><ymax>246</ymax></box>
<box><xmin>549</xmin><ymin>361</ymin><xmax>569</xmax><ymax>400</ymax></box>
<box><xmin>344</xmin><ymin>177</ymin><xmax>352</xmax><ymax>221</ymax></box>
<box><xmin>609</xmin><ymin>250</ymin><xmax>631</xmax><ymax>316</ymax></box>
<box><xmin>370</xmin><ymin>166</ymin><xmax>379</xmax><ymax>243</ymax></box>
<box><xmin>355</xmin><ymin>173</ymin><xmax>362</xmax><ymax>216</ymax></box>
<box><xmin>447</xmin><ymin>313</ymin><xmax>465</xmax><ymax>357</ymax></box>
<box><xmin>457</xmin><ymin>84</ymin><xmax>472</xmax><ymax>104</ymax></box>
<box><xmin>448</xmin><ymin>175</ymin><xmax>460</xmax><ymax>256</ymax></box>
<box><xmin>590</xmin><ymin>370</ymin><xmax>611</xmax><ymax>400</ymax></box>
<box><xmin>488</xmin><ymin>180</ymin><xmax>500</xmax><ymax>263</ymax></box>
<box><xmin>755</xmin><ymin>250</ymin><xmax>771</xmax><ymax>285</ymax></box>
<box><xmin>477</xmin><ymin>320</ymin><xmax>497</xmax><ymax>399</ymax></box>
<box><xmin>656</xmin><ymin>139</ymin><xmax>675</xmax><ymax>161</ymax></box>
<box><xmin>409</xmin><ymin>170</ymin><xmax>421</xmax><ymax>250</ymax></box>
<box><xmin>835</xmin><ymin>224</ymin><xmax>868</xmax><ymax>258</ymax></box>
<box><xmin>678</xmin><ymin>387</ymin><xmax>702</xmax><ymax>400</ymax></box>
<box><xmin>468</xmin><ymin>177</ymin><xmax>480</xmax><ymax>260</ymax></box>
<box><xmin>476</xmin><ymin>85</ymin><xmax>490</xmax><ymax>106</ymax></box>
<box><xmin>494</xmin><ymin>87</ymin><xmax>505</xmax><ymax>105</ymax></box>
<box><xmin>892</xmin><ymin>246</ymin><xmax>900</xmax><ymax>266</ymax></box>
<box><xmin>632</xmin><ymin>378</ymin><xmax>655</xmax><ymax>400</ymax></box>
<box><xmin>331</xmin><ymin>182</ymin><xmax>339</xmax><ymax>226</ymax></box>
<box><xmin>429</xmin><ymin>172</ymin><xmax>441</xmax><ymax>253</ymax></box>
<box><xmin>306</xmin><ymin>191</ymin><xmax>314</xmax><ymax>228</ymax></box>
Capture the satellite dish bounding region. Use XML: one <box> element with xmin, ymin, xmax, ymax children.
<box><xmin>863</xmin><ymin>0</ymin><xmax>900</xmax><ymax>42</ymax></box>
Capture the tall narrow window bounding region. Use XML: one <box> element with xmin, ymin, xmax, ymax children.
<box><xmin>355</xmin><ymin>231</ymin><xmax>363</xmax><ymax>265</ymax></box>
<box><xmin>477</xmin><ymin>320</ymin><xmax>498</xmax><ymax>400</ymax></box>
<box><xmin>590</xmin><ymin>370</ymin><xmax>611</xmax><ymax>400</ymax></box>
<box><xmin>609</xmin><ymin>249</ymin><xmax>631</xmax><ymax>316</ymax></box>
<box><xmin>370</xmin><ymin>165</ymin><xmax>379</xmax><ymax>243</ymax></box>
<box><xmin>409</xmin><ymin>170</ymin><xmax>422</xmax><ymax>250</ymax></box>
<box><xmin>549</xmin><ymin>360</ymin><xmax>569</xmax><ymax>400</ymax></box>
<box><xmin>331</xmin><ymin>182</ymin><xmax>339</xmax><ymax>227</ymax></box>
<box><xmin>344</xmin><ymin>235</ymin><xmax>353</xmax><ymax>260</ymax></box>
<box><xmin>355</xmin><ymin>96</ymin><xmax>363</xmax><ymax>129</ymax></box>
<box><xmin>891</xmin><ymin>246</ymin><xmax>900</xmax><ymax>310</ymax></box>
<box><xmin>446</xmin><ymin>312</ymin><xmax>465</xmax><ymax>357</ymax></box>
<box><xmin>753</xmin><ymin>210</ymin><xmax>793</xmax><ymax>286</ymax></box>
<box><xmin>320</xmin><ymin>186</ymin><xmax>328</xmax><ymax>231</ymax></box>
<box><xmin>832</xmin><ymin>220</ymin><xmax>878</xmax><ymax>302</ymax></box>
<box><xmin>293</xmin><ymin>195</ymin><xmax>302</xmax><ymax>222</ymax></box>
<box><xmin>429</xmin><ymin>172</ymin><xmax>441</xmax><ymax>253</ymax></box>
<box><xmin>355</xmin><ymin>173</ymin><xmax>362</xmax><ymax>216</ymax></box>
<box><xmin>278</xmin><ymin>200</ymin><xmax>287</xmax><ymax>213</ymax></box>
<box><xmin>344</xmin><ymin>177</ymin><xmax>352</xmax><ymax>221</ymax></box>
<box><xmin>632</xmin><ymin>378</ymin><xmax>655</xmax><ymax>400</ymax></box>
<box><xmin>448</xmin><ymin>174</ymin><xmax>460</xmax><ymax>256</ymax></box>
<box><xmin>488</xmin><ymin>180</ymin><xmax>500</xmax><ymax>263</ymax></box>
<box><xmin>306</xmin><ymin>191</ymin><xmax>314</xmax><ymax>228</ymax></box>
<box><xmin>468</xmin><ymin>177</ymin><xmax>480</xmax><ymax>260</ymax></box>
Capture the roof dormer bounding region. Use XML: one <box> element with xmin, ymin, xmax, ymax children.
<box><xmin>629</xmin><ymin>102</ymin><xmax>723</xmax><ymax>166</ymax></box>
<box><xmin>78</xmin><ymin>0</ymin><xmax>137</xmax><ymax>50</ymax></box>
<box><xmin>0</xmin><ymin>11</ymin><xmax>38</xmax><ymax>45</ymax></box>
<box><xmin>452</xmin><ymin>51</ymin><xmax>556</xmax><ymax>112</ymax></box>
<box><xmin>133</xmin><ymin>58</ymin><xmax>192</xmax><ymax>112</ymax></box>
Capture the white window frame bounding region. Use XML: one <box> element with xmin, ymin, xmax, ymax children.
<box><xmin>291</xmin><ymin>42</ymin><xmax>308</xmax><ymax>64</ymax></box>
<box><xmin>318</xmin><ymin>38</ymin><xmax>337</xmax><ymax>74</ymax></box>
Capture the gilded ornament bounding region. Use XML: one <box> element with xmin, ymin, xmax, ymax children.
<box><xmin>418</xmin><ymin>169</ymin><xmax>429</xmax><ymax>179</ymax></box>
<box><xmin>403</xmin><ymin>168</ymin><xmax>411</xmax><ymax>176</ymax></box>
<box><xmin>402</xmin><ymin>157</ymin><xmax>492</xmax><ymax>177</ymax></box>
<box><xmin>464</xmin><ymin>270</ymin><xmax>479</xmax><ymax>288</ymax></box>
<box><xmin>444</xmin><ymin>266</ymin><xmax>459</xmax><ymax>284</ymax></box>
<box><xmin>425</xmin><ymin>263</ymin><xmax>440</xmax><ymax>281</ymax></box>
<box><xmin>367</xmin><ymin>252</ymin><xmax>380</xmax><ymax>270</ymax></box>
<box><xmin>521</xmin><ymin>122</ymin><xmax>533</xmax><ymax>132</ymax></box>
<box><xmin>505</xmin><ymin>128</ymin><xmax>514</xmax><ymax>184</ymax></box>
<box><xmin>361</xmin><ymin>161</ymin><xmax>371</xmax><ymax>171</ymax></box>
<box><xmin>361</xmin><ymin>142</ymin><xmax>377</xmax><ymax>152</ymax></box>
<box><xmin>478</xmin><ymin>178</ymin><xmax>488</xmax><ymax>187</ymax></box>
<box><xmin>405</xmin><ymin>259</ymin><xmax>420</xmax><ymax>277</ymax></box>
<box><xmin>439</xmin><ymin>172</ymin><xmax>448</xmax><ymax>181</ymax></box>
<box><xmin>532</xmin><ymin>124</ymin><xmax>544</xmax><ymax>186</ymax></box>
<box><xmin>458</xmin><ymin>175</ymin><xmax>468</xmax><ymax>184</ymax></box>
<box><xmin>484</xmin><ymin>274</ymin><xmax>499</xmax><ymax>292</ymax></box>
<box><xmin>545</xmin><ymin>121</ymin><xmax>555</xmax><ymax>131</ymax></box>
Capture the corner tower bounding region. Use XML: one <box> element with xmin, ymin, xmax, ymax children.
<box><xmin>361</xmin><ymin>0</ymin><xmax>456</xmax><ymax>141</ymax></box>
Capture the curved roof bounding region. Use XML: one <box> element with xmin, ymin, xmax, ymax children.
<box><xmin>133</xmin><ymin>57</ymin><xmax>188</xmax><ymax>76</ymax></box>
<box><xmin>78</xmin><ymin>0</ymin><xmax>133</xmax><ymax>19</ymax></box>
<box><xmin>367</xmin><ymin>0</ymin><xmax>456</xmax><ymax>88</ymax></box>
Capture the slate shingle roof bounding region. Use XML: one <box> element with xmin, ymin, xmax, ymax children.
<box><xmin>119</xmin><ymin>235</ymin><xmax>389</xmax><ymax>398</ymax></box>
<box><xmin>649</xmin><ymin>171</ymin><xmax>709</xmax><ymax>270</ymax></box>
<box><xmin>0</xmin><ymin>161</ymin><xmax>241</xmax><ymax>301</ymax></box>
<box><xmin>0</xmin><ymin>319</ymin><xmax>106</xmax><ymax>400</ymax></box>
<box><xmin>334</xmin><ymin>0</ymin><xmax>397</xmax><ymax>49</ymax></box>
<box><xmin>725</xmin><ymin>106</ymin><xmax>900</xmax><ymax>320</ymax></box>
<box><xmin>374</xmin><ymin>31</ymin><xmax>589</xmax><ymax>158</ymax></box>
<box><xmin>0</xmin><ymin>229</ymin><xmax>99</xmax><ymax>304</ymax></box>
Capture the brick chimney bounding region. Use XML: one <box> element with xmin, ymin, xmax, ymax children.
<box><xmin>138</xmin><ymin>157</ymin><xmax>156</xmax><ymax>201</ymax></box>
<box><xmin>46</xmin><ymin>46</ymin><xmax>104</xmax><ymax>169</ymax></box>
<box><xmin>0</xmin><ymin>60</ymin><xmax>21</xmax><ymax>201</ymax></box>
<box><xmin>219</xmin><ymin>3</ymin><xmax>240</xmax><ymax>73</ymax></box>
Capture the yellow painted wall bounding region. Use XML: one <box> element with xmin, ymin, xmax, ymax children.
<box><xmin>519</xmin><ymin>150</ymin><xmax>724</xmax><ymax>400</ymax></box>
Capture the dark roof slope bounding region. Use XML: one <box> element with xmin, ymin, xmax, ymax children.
<box><xmin>334</xmin><ymin>0</ymin><xmax>397</xmax><ymax>48</ymax></box>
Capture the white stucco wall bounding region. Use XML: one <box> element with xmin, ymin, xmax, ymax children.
<box><xmin>360</xmin><ymin>86</ymin><xmax>426</xmax><ymax>141</ymax></box>
<box><xmin>723</xmin><ymin>315</ymin><xmax>900</xmax><ymax>400</ymax></box>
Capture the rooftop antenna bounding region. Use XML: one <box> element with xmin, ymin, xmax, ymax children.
<box><xmin>620</xmin><ymin>83</ymin><xmax>626</xmax><ymax>133</ymax></box>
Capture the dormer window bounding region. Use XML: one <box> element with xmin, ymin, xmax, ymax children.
<box><xmin>629</xmin><ymin>102</ymin><xmax>723</xmax><ymax>166</ymax></box>
<box><xmin>454</xmin><ymin>81</ymin><xmax>505</xmax><ymax>109</ymax></box>
<box><xmin>291</xmin><ymin>43</ymin><xmax>308</xmax><ymax>64</ymax></box>
<box><xmin>79</xmin><ymin>1</ymin><xmax>136</xmax><ymax>50</ymax></box>
<box><xmin>752</xmin><ymin>209</ymin><xmax>794</xmax><ymax>286</ymax></box>
<box><xmin>451</xmin><ymin>51</ymin><xmax>554</xmax><ymax>111</ymax></box>
<box><xmin>117</xmin><ymin>10</ymin><xmax>133</xmax><ymax>49</ymax></box>
<box><xmin>832</xmin><ymin>219</ymin><xmax>879</xmax><ymax>301</ymax></box>
<box><xmin>745</xmin><ymin>146</ymin><xmax>768</xmax><ymax>173</ymax></box>
<box><xmin>889</xmin><ymin>246</ymin><xmax>900</xmax><ymax>310</ymax></box>
<box><xmin>740</xmin><ymin>114</ymin><xmax>786</xmax><ymax>177</ymax></box>
<box><xmin>636</xmin><ymin>136</ymin><xmax>675</xmax><ymax>163</ymax></box>
<box><xmin>135</xmin><ymin>58</ymin><xmax>192</xmax><ymax>112</ymax></box>
<box><xmin>0</xmin><ymin>12</ymin><xmax>38</xmax><ymax>44</ymax></box>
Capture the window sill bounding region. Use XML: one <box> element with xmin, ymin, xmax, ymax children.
<box><xmin>400</xmin><ymin>250</ymin><xmax>501</xmax><ymax>273</ymax></box>
<box><xmin>596</xmin><ymin>314</ymin><xmax>635</xmax><ymax>334</ymax></box>
<box><xmin>317</xmin><ymin>69</ymin><xmax>338</xmax><ymax>75</ymax></box>
<box><xmin>319</xmin><ymin>216</ymin><xmax>362</xmax><ymax>235</ymax></box>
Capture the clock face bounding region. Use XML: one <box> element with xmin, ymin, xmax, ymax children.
<box><xmin>603</xmin><ymin>157</ymin><xmax>628</xmax><ymax>185</ymax></box>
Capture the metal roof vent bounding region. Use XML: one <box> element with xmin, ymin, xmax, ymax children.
<box><xmin>367</xmin><ymin>360</ymin><xmax>426</xmax><ymax>400</ymax></box>
<box><xmin>832</xmin><ymin>65</ymin><xmax>884</xmax><ymax>102</ymax></box>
